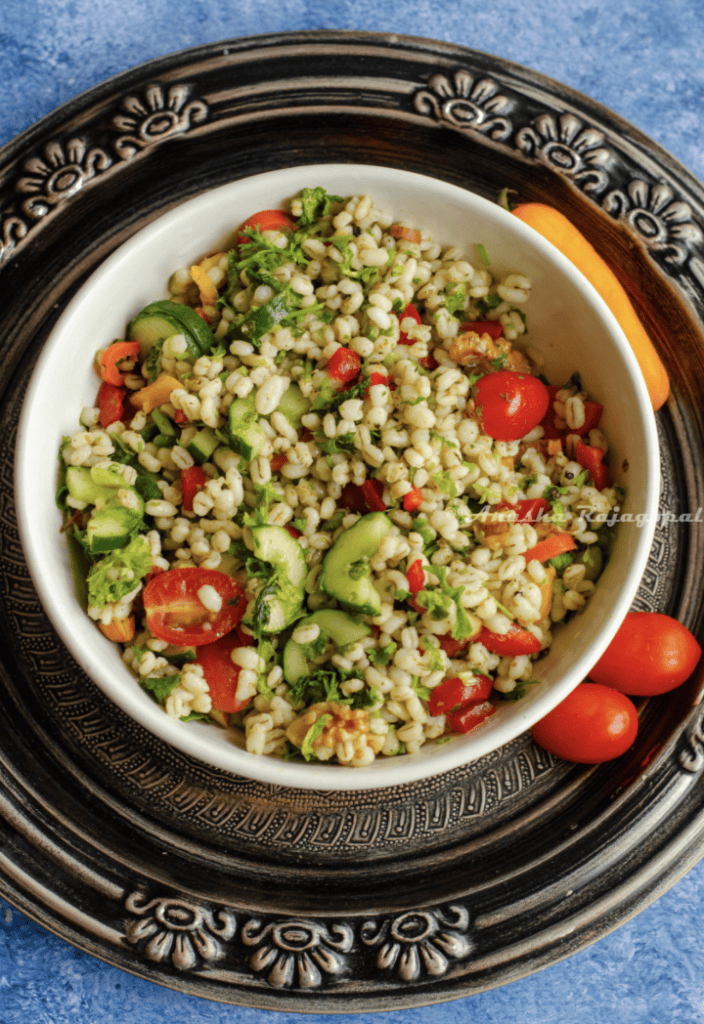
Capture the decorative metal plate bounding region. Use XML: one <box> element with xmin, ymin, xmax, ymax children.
<box><xmin>1</xmin><ymin>31</ymin><xmax>703</xmax><ymax>1011</ymax></box>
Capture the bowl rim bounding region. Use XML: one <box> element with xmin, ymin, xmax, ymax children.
<box><xmin>14</xmin><ymin>162</ymin><xmax>661</xmax><ymax>791</ymax></box>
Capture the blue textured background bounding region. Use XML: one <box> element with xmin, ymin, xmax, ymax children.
<box><xmin>3</xmin><ymin>2</ymin><xmax>704</xmax><ymax>1021</ymax></box>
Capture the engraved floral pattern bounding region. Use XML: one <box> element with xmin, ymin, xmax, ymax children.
<box><xmin>112</xmin><ymin>84</ymin><xmax>208</xmax><ymax>158</ymax></box>
<box><xmin>124</xmin><ymin>892</ymin><xmax>236</xmax><ymax>970</ymax></box>
<box><xmin>15</xmin><ymin>138</ymin><xmax>111</xmax><ymax>219</ymax></box>
<box><xmin>603</xmin><ymin>180</ymin><xmax>702</xmax><ymax>265</ymax></box>
<box><xmin>242</xmin><ymin>917</ymin><xmax>354</xmax><ymax>989</ymax></box>
<box><xmin>361</xmin><ymin>905</ymin><xmax>472</xmax><ymax>982</ymax></box>
<box><xmin>515</xmin><ymin>113</ymin><xmax>611</xmax><ymax>193</ymax></box>
<box><xmin>0</xmin><ymin>210</ymin><xmax>28</xmax><ymax>264</ymax></box>
<box><xmin>414</xmin><ymin>70</ymin><xmax>513</xmax><ymax>140</ymax></box>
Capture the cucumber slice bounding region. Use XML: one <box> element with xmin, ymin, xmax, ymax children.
<box><xmin>283</xmin><ymin>609</ymin><xmax>372</xmax><ymax>685</ymax></box>
<box><xmin>127</xmin><ymin>309</ymin><xmax>200</xmax><ymax>363</ymax></box>
<box><xmin>320</xmin><ymin>512</ymin><xmax>393</xmax><ymax>617</ymax></box>
<box><xmin>187</xmin><ymin>427</ymin><xmax>220</xmax><ymax>464</ymax></box>
<box><xmin>228</xmin><ymin>394</ymin><xmax>267</xmax><ymax>462</ymax></box>
<box><xmin>248</xmin><ymin>525</ymin><xmax>307</xmax><ymax>634</ymax></box>
<box><xmin>138</xmin><ymin>300</ymin><xmax>215</xmax><ymax>354</ymax></box>
<box><xmin>275</xmin><ymin>382</ymin><xmax>310</xmax><ymax>430</ymax></box>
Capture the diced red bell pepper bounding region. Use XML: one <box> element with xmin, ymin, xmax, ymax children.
<box><xmin>428</xmin><ymin>675</ymin><xmax>493</xmax><ymax>716</ymax></box>
<box><xmin>403</xmin><ymin>486</ymin><xmax>424</xmax><ymax>512</ymax></box>
<box><xmin>339</xmin><ymin>484</ymin><xmax>368</xmax><ymax>514</ymax></box>
<box><xmin>438</xmin><ymin>634</ymin><xmax>472</xmax><ymax>658</ymax></box>
<box><xmin>575</xmin><ymin>440</ymin><xmax>612</xmax><ymax>490</ymax></box>
<box><xmin>459</xmin><ymin>320</ymin><xmax>503</xmax><ymax>339</ymax></box>
<box><xmin>406</xmin><ymin>559</ymin><xmax>425</xmax><ymax>594</ymax></box>
<box><xmin>174</xmin><ymin>409</ymin><xmax>188</xmax><ymax>424</ymax></box>
<box><xmin>573</xmin><ymin>400</ymin><xmax>603</xmax><ymax>436</ymax></box>
<box><xmin>390</xmin><ymin>225</ymin><xmax>422</xmax><ymax>244</ymax></box>
<box><xmin>285</xmin><ymin>524</ymin><xmax>302</xmax><ymax>539</ymax></box>
<box><xmin>523</xmin><ymin>532</ymin><xmax>577</xmax><ymax>564</ymax></box>
<box><xmin>97</xmin><ymin>381</ymin><xmax>127</xmax><ymax>428</ymax></box>
<box><xmin>496</xmin><ymin>498</ymin><xmax>551</xmax><ymax>524</ymax></box>
<box><xmin>98</xmin><ymin>341</ymin><xmax>141</xmax><ymax>386</ymax></box>
<box><xmin>365</xmin><ymin>371</ymin><xmax>394</xmax><ymax>396</ymax></box>
<box><xmin>181</xmin><ymin>466</ymin><xmax>207</xmax><ymax>512</ymax></box>
<box><xmin>419</xmin><ymin>352</ymin><xmax>439</xmax><ymax>371</ymax></box>
<box><xmin>446</xmin><ymin>701</ymin><xmax>496</xmax><ymax>734</ymax></box>
<box><xmin>327</xmin><ymin>347</ymin><xmax>361</xmax><ymax>386</ymax></box>
<box><xmin>270</xmin><ymin>453</ymin><xmax>288</xmax><ymax>473</ymax></box>
<box><xmin>299</xmin><ymin>428</ymin><xmax>314</xmax><ymax>443</ymax></box>
<box><xmin>361</xmin><ymin>478</ymin><xmax>386</xmax><ymax>512</ymax></box>
<box><xmin>398</xmin><ymin>303</ymin><xmax>422</xmax><ymax>345</ymax></box>
<box><xmin>478</xmin><ymin>624</ymin><xmax>541</xmax><ymax>656</ymax></box>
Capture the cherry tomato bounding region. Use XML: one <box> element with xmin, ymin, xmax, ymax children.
<box><xmin>531</xmin><ymin>682</ymin><xmax>638</xmax><ymax>763</ymax></box>
<box><xmin>195</xmin><ymin>632</ymin><xmax>253</xmax><ymax>713</ymax></box>
<box><xmin>446</xmin><ymin>701</ymin><xmax>496</xmax><ymax>734</ymax></box>
<box><xmin>97</xmin><ymin>381</ymin><xmax>127</xmax><ymax>429</ymax></box>
<box><xmin>475</xmin><ymin>370</ymin><xmax>550</xmax><ymax>442</ymax></box>
<box><xmin>236</xmin><ymin>209</ymin><xmax>296</xmax><ymax>245</ymax></box>
<box><xmin>588</xmin><ymin>612</ymin><xmax>702</xmax><ymax>696</ymax></box>
<box><xmin>327</xmin><ymin>347</ymin><xmax>362</xmax><ymax>386</ymax></box>
<box><xmin>478</xmin><ymin>624</ymin><xmax>541</xmax><ymax>656</ymax></box>
<box><xmin>428</xmin><ymin>675</ymin><xmax>493</xmax><ymax>716</ymax></box>
<box><xmin>143</xmin><ymin>568</ymin><xmax>247</xmax><ymax>646</ymax></box>
<box><xmin>181</xmin><ymin>466</ymin><xmax>207</xmax><ymax>513</ymax></box>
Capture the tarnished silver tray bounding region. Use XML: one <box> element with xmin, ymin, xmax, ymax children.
<box><xmin>1</xmin><ymin>31</ymin><xmax>703</xmax><ymax>1011</ymax></box>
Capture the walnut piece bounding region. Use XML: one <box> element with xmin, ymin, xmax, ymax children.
<box><xmin>286</xmin><ymin>701</ymin><xmax>384</xmax><ymax>763</ymax></box>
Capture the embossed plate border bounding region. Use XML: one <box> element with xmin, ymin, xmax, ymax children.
<box><xmin>1</xmin><ymin>31</ymin><xmax>704</xmax><ymax>1010</ymax></box>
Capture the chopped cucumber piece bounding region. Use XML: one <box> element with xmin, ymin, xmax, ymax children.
<box><xmin>66</xmin><ymin>466</ymin><xmax>120</xmax><ymax>506</ymax></box>
<box><xmin>135</xmin><ymin>299</ymin><xmax>215</xmax><ymax>354</ymax></box>
<box><xmin>187</xmin><ymin>427</ymin><xmax>220</xmax><ymax>465</ymax></box>
<box><xmin>228</xmin><ymin>394</ymin><xmax>267</xmax><ymax>462</ymax></box>
<box><xmin>247</xmin><ymin>525</ymin><xmax>307</xmax><ymax>634</ymax></box>
<box><xmin>86</xmin><ymin>498</ymin><xmax>144</xmax><ymax>554</ymax></box>
<box><xmin>283</xmin><ymin>609</ymin><xmax>372</xmax><ymax>685</ymax></box>
<box><xmin>320</xmin><ymin>512</ymin><xmax>393</xmax><ymax>617</ymax></box>
<box><xmin>275</xmin><ymin>382</ymin><xmax>310</xmax><ymax>430</ymax></box>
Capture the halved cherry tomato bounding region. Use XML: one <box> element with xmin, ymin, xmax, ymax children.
<box><xmin>97</xmin><ymin>381</ymin><xmax>127</xmax><ymax>429</ymax></box>
<box><xmin>361</xmin><ymin>478</ymin><xmax>386</xmax><ymax>511</ymax></box>
<box><xmin>406</xmin><ymin>559</ymin><xmax>425</xmax><ymax>594</ymax></box>
<box><xmin>446</xmin><ymin>701</ymin><xmax>496</xmax><ymax>734</ymax></box>
<box><xmin>531</xmin><ymin>682</ymin><xmax>638</xmax><ymax>763</ymax></box>
<box><xmin>181</xmin><ymin>466</ymin><xmax>207</xmax><ymax>513</ymax></box>
<box><xmin>403</xmin><ymin>486</ymin><xmax>423</xmax><ymax>512</ymax></box>
<box><xmin>143</xmin><ymin>568</ymin><xmax>246</xmax><ymax>646</ymax></box>
<box><xmin>327</xmin><ymin>347</ymin><xmax>362</xmax><ymax>386</ymax></box>
<box><xmin>438</xmin><ymin>634</ymin><xmax>472</xmax><ymax>658</ymax></box>
<box><xmin>479</xmin><ymin>624</ymin><xmax>541</xmax><ymax>656</ymax></box>
<box><xmin>523</xmin><ymin>532</ymin><xmax>576</xmax><ymax>564</ymax></box>
<box><xmin>98</xmin><ymin>341</ymin><xmax>141</xmax><ymax>386</ymax></box>
<box><xmin>236</xmin><ymin>209</ymin><xmax>296</xmax><ymax>246</ymax></box>
<box><xmin>588</xmin><ymin>611</ymin><xmax>702</xmax><ymax>696</ymax></box>
<box><xmin>428</xmin><ymin>675</ymin><xmax>493</xmax><ymax>716</ymax></box>
<box><xmin>459</xmin><ymin>320</ymin><xmax>503</xmax><ymax>339</ymax></box>
<box><xmin>474</xmin><ymin>370</ymin><xmax>550</xmax><ymax>442</ymax></box>
<box><xmin>575</xmin><ymin>441</ymin><xmax>612</xmax><ymax>491</ymax></box>
<box><xmin>195</xmin><ymin>632</ymin><xmax>253</xmax><ymax>713</ymax></box>
<box><xmin>398</xmin><ymin>303</ymin><xmax>422</xmax><ymax>345</ymax></box>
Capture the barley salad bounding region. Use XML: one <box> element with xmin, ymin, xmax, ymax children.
<box><xmin>57</xmin><ymin>186</ymin><xmax>620</xmax><ymax>768</ymax></box>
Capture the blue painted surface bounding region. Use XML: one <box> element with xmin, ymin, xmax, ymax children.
<box><xmin>2</xmin><ymin>1</ymin><xmax>704</xmax><ymax>1021</ymax></box>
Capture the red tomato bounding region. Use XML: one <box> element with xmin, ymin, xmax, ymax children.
<box><xmin>406</xmin><ymin>559</ymin><xmax>425</xmax><ymax>594</ymax></box>
<box><xmin>446</xmin><ymin>701</ymin><xmax>496</xmax><ymax>734</ymax></box>
<box><xmin>531</xmin><ymin>682</ymin><xmax>638</xmax><ymax>763</ymax></box>
<box><xmin>459</xmin><ymin>320</ymin><xmax>503</xmax><ymax>339</ymax></box>
<box><xmin>327</xmin><ymin>347</ymin><xmax>361</xmax><ymax>386</ymax></box>
<box><xmin>195</xmin><ymin>632</ymin><xmax>253</xmax><ymax>713</ymax></box>
<box><xmin>575</xmin><ymin>441</ymin><xmax>612</xmax><ymax>491</ymax></box>
<box><xmin>97</xmin><ymin>381</ymin><xmax>127</xmax><ymax>429</ymax></box>
<box><xmin>478</xmin><ymin>624</ymin><xmax>541</xmax><ymax>656</ymax></box>
<box><xmin>438</xmin><ymin>634</ymin><xmax>472</xmax><ymax>658</ymax></box>
<box><xmin>474</xmin><ymin>370</ymin><xmax>550</xmax><ymax>442</ymax></box>
<box><xmin>428</xmin><ymin>675</ymin><xmax>493</xmax><ymax>716</ymax></box>
<box><xmin>181</xmin><ymin>466</ymin><xmax>206</xmax><ymax>513</ymax></box>
<box><xmin>398</xmin><ymin>303</ymin><xmax>422</xmax><ymax>345</ymax></box>
<box><xmin>588</xmin><ymin>612</ymin><xmax>702</xmax><ymax>696</ymax></box>
<box><xmin>236</xmin><ymin>209</ymin><xmax>296</xmax><ymax>245</ymax></box>
<box><xmin>144</xmin><ymin>568</ymin><xmax>246</xmax><ymax>646</ymax></box>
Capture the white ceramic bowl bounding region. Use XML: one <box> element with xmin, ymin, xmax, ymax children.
<box><xmin>15</xmin><ymin>164</ymin><xmax>660</xmax><ymax>791</ymax></box>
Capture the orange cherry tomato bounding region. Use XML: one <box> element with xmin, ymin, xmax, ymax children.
<box><xmin>532</xmin><ymin>682</ymin><xmax>638</xmax><ymax>763</ymax></box>
<box><xmin>236</xmin><ymin>209</ymin><xmax>296</xmax><ymax>245</ymax></box>
<box><xmin>474</xmin><ymin>370</ymin><xmax>550</xmax><ymax>442</ymax></box>
<box><xmin>588</xmin><ymin>612</ymin><xmax>702</xmax><ymax>696</ymax></box>
<box><xmin>143</xmin><ymin>568</ymin><xmax>246</xmax><ymax>646</ymax></box>
<box><xmin>195</xmin><ymin>631</ymin><xmax>254</xmax><ymax>713</ymax></box>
